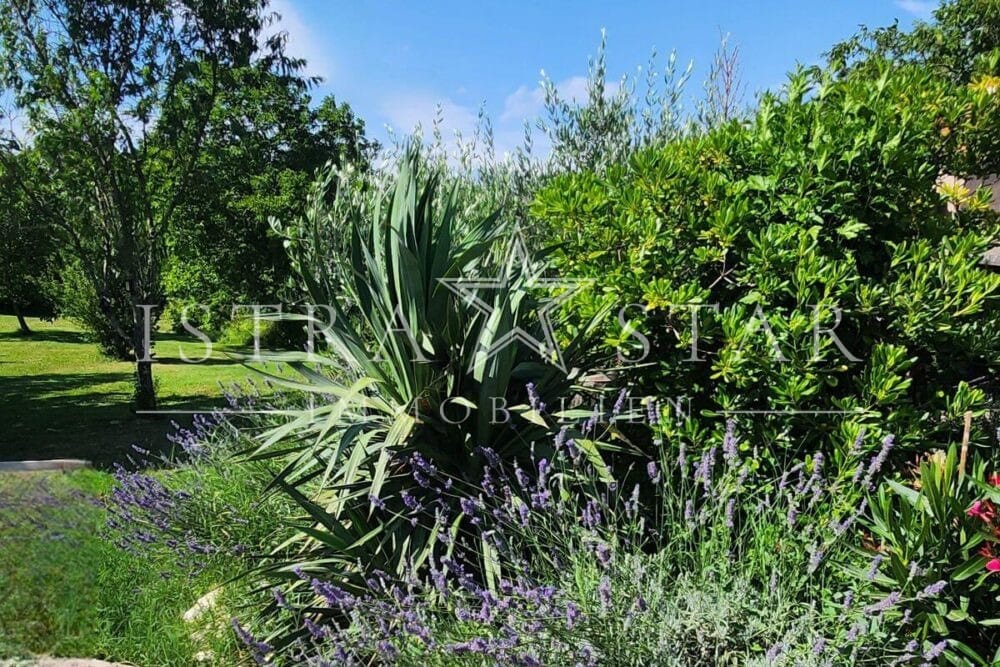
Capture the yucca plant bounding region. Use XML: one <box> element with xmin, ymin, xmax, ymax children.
<box><xmin>249</xmin><ymin>151</ymin><xmax>610</xmax><ymax>648</ymax></box>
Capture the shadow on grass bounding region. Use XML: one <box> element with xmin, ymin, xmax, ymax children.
<box><xmin>0</xmin><ymin>328</ymin><xmax>92</xmax><ymax>345</ymax></box>
<box><xmin>0</xmin><ymin>370</ymin><xmax>228</xmax><ymax>468</ymax></box>
<box><xmin>152</xmin><ymin>355</ymin><xmax>243</xmax><ymax>367</ymax></box>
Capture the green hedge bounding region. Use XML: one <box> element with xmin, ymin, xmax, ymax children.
<box><xmin>533</xmin><ymin>62</ymin><xmax>1000</xmax><ymax>460</ymax></box>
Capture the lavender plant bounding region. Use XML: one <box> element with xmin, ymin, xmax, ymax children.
<box><xmin>105</xmin><ymin>384</ymin><xmax>297</xmax><ymax>578</ymax></box>
<box><xmin>231</xmin><ymin>400</ymin><xmax>944</xmax><ymax>665</ymax></box>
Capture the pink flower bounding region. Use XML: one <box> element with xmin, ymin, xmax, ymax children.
<box><xmin>986</xmin><ymin>559</ymin><xmax>1000</xmax><ymax>573</ymax></box>
<box><xmin>988</xmin><ymin>473</ymin><xmax>1000</xmax><ymax>488</ymax></box>
<box><xmin>967</xmin><ymin>501</ymin><xmax>995</xmax><ymax>522</ymax></box>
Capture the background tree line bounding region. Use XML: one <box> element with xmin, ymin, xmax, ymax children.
<box><xmin>0</xmin><ymin>0</ymin><xmax>376</xmax><ymax>409</ymax></box>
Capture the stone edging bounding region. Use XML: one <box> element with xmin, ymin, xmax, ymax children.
<box><xmin>0</xmin><ymin>459</ymin><xmax>92</xmax><ymax>472</ymax></box>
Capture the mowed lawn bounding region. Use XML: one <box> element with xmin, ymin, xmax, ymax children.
<box><xmin>0</xmin><ymin>315</ymin><xmax>264</xmax><ymax>465</ymax></box>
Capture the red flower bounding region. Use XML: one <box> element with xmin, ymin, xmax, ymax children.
<box><xmin>989</xmin><ymin>473</ymin><xmax>1000</xmax><ymax>488</ymax></box>
<box><xmin>967</xmin><ymin>500</ymin><xmax>996</xmax><ymax>522</ymax></box>
<box><xmin>986</xmin><ymin>559</ymin><xmax>1000</xmax><ymax>573</ymax></box>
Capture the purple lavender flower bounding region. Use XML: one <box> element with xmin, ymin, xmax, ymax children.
<box><xmin>917</xmin><ymin>580</ymin><xmax>947</xmax><ymax>599</ymax></box>
<box><xmin>722</xmin><ymin>420</ymin><xmax>738</xmax><ymax>466</ymax></box>
<box><xmin>778</xmin><ymin>470</ymin><xmax>790</xmax><ymax>491</ymax></box>
<box><xmin>647</xmin><ymin>460</ymin><xmax>660</xmax><ymax>483</ymax></box>
<box><xmin>400</xmin><ymin>490</ymin><xmax>421</xmax><ymax>513</ymax></box>
<box><xmin>595</xmin><ymin>542</ymin><xmax>612</xmax><ymax>568</ymax></box>
<box><xmin>311</xmin><ymin>578</ymin><xmax>352</xmax><ymax>608</ymax></box>
<box><xmin>765</xmin><ymin>642</ymin><xmax>785</xmax><ymax>661</ymax></box>
<box><xmin>625</xmin><ymin>484</ymin><xmax>640</xmax><ymax>518</ymax></box>
<box><xmin>850</xmin><ymin>428</ymin><xmax>866</xmax><ymax>455</ymax></box>
<box><xmin>565</xmin><ymin>602</ymin><xmax>582</xmax><ymax>628</ymax></box>
<box><xmin>460</xmin><ymin>497</ymin><xmax>477</xmax><ymax>516</ymax></box>
<box><xmin>476</xmin><ymin>446</ymin><xmax>501</xmax><ymax>468</ymax></box>
<box><xmin>582</xmin><ymin>499</ymin><xmax>602</xmax><ymax>530</ymax></box>
<box><xmin>612</xmin><ymin>389</ymin><xmax>627</xmax><ymax>417</ymax></box>
<box><xmin>553</xmin><ymin>427</ymin><xmax>568</xmax><ymax>451</ymax></box>
<box><xmin>866</xmin><ymin>554</ymin><xmax>884</xmax><ymax>581</ymax></box>
<box><xmin>863</xmin><ymin>434</ymin><xmax>895</xmax><ymax>488</ymax></box>
<box><xmin>526</xmin><ymin>382</ymin><xmax>540</xmax><ymax>411</ymax></box>
<box><xmin>303</xmin><ymin>616</ymin><xmax>327</xmax><ymax>639</ymax></box>
<box><xmin>725</xmin><ymin>498</ymin><xmax>736</xmax><ymax>529</ymax></box>
<box><xmin>271</xmin><ymin>587</ymin><xmax>287</xmax><ymax>609</ymax></box>
<box><xmin>530</xmin><ymin>488</ymin><xmax>552</xmax><ymax>510</ymax></box>
<box><xmin>231</xmin><ymin>619</ymin><xmax>272</xmax><ymax>664</ymax></box>
<box><xmin>376</xmin><ymin>640</ymin><xmax>398</xmax><ymax>660</ymax></box>
<box><xmin>696</xmin><ymin>447</ymin><xmax>717</xmax><ymax>492</ymax></box>
<box><xmin>808</xmin><ymin>544</ymin><xmax>825</xmax><ymax>572</ymax></box>
<box><xmin>647</xmin><ymin>399</ymin><xmax>659</xmax><ymax>425</ymax></box>
<box><xmin>537</xmin><ymin>458</ymin><xmax>550</xmax><ymax>485</ymax></box>
<box><xmin>809</xmin><ymin>451</ymin><xmax>824</xmax><ymax>482</ymax></box>
<box><xmin>598</xmin><ymin>576</ymin><xmax>612</xmax><ymax>610</ymax></box>
<box><xmin>864</xmin><ymin>591</ymin><xmax>901</xmax><ymax>615</ymax></box>
<box><xmin>923</xmin><ymin>640</ymin><xmax>947</xmax><ymax>660</ymax></box>
<box><xmin>514</xmin><ymin>464</ymin><xmax>530</xmax><ymax>489</ymax></box>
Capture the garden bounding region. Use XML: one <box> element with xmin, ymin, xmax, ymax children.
<box><xmin>2</xmin><ymin>0</ymin><xmax>1000</xmax><ymax>665</ymax></box>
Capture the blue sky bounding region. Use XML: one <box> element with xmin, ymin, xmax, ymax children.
<box><xmin>271</xmin><ymin>0</ymin><xmax>936</xmax><ymax>152</ymax></box>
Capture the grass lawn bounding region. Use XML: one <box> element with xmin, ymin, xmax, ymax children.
<box><xmin>0</xmin><ymin>469</ymin><xmax>243</xmax><ymax>664</ymax></box>
<box><xmin>0</xmin><ymin>315</ymin><xmax>264</xmax><ymax>466</ymax></box>
<box><xmin>0</xmin><ymin>470</ymin><xmax>111</xmax><ymax>659</ymax></box>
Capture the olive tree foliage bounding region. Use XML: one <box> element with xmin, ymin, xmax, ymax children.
<box><xmin>0</xmin><ymin>0</ymin><xmax>295</xmax><ymax>409</ymax></box>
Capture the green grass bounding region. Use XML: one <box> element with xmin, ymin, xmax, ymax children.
<box><xmin>0</xmin><ymin>470</ymin><xmax>110</xmax><ymax>658</ymax></box>
<box><xmin>0</xmin><ymin>469</ymin><xmax>244</xmax><ymax>664</ymax></box>
<box><xmin>0</xmin><ymin>315</ymin><xmax>263</xmax><ymax>466</ymax></box>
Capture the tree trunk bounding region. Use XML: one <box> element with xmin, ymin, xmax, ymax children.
<box><xmin>132</xmin><ymin>318</ymin><xmax>157</xmax><ymax>412</ymax></box>
<box><xmin>135</xmin><ymin>358</ymin><xmax>157</xmax><ymax>412</ymax></box>
<box><xmin>13</xmin><ymin>303</ymin><xmax>30</xmax><ymax>334</ymax></box>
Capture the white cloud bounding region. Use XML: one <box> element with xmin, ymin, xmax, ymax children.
<box><xmin>380</xmin><ymin>92</ymin><xmax>480</xmax><ymax>141</ymax></box>
<box><xmin>500</xmin><ymin>75</ymin><xmax>619</xmax><ymax>124</ymax></box>
<box><xmin>266</xmin><ymin>0</ymin><xmax>335</xmax><ymax>81</ymax></box>
<box><xmin>375</xmin><ymin>74</ymin><xmax>623</xmax><ymax>162</ymax></box>
<box><xmin>895</xmin><ymin>0</ymin><xmax>937</xmax><ymax>18</ymax></box>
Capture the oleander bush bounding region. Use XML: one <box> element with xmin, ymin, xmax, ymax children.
<box><xmin>859</xmin><ymin>447</ymin><xmax>1000</xmax><ymax>664</ymax></box>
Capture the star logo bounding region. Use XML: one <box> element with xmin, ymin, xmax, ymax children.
<box><xmin>437</xmin><ymin>227</ymin><xmax>590</xmax><ymax>373</ymax></box>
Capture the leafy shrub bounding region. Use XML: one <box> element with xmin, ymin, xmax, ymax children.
<box><xmin>107</xmin><ymin>408</ymin><xmax>294</xmax><ymax>573</ymax></box>
<box><xmin>532</xmin><ymin>61</ymin><xmax>1000</xmax><ymax>461</ymax></box>
<box><xmin>46</xmin><ymin>259</ymin><xmax>135</xmax><ymax>359</ymax></box>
